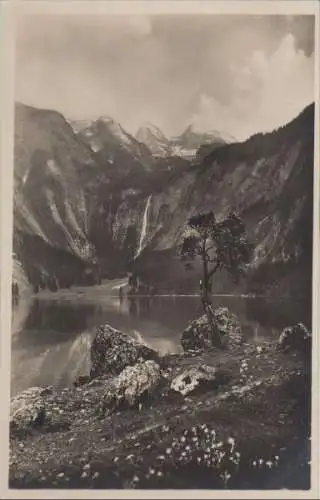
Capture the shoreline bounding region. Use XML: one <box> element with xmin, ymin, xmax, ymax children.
<box><xmin>27</xmin><ymin>288</ymin><xmax>298</xmax><ymax>301</ymax></box>
<box><xmin>9</xmin><ymin>323</ymin><xmax>311</xmax><ymax>490</ymax></box>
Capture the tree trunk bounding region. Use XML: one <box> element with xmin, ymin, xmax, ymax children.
<box><xmin>201</xmin><ymin>253</ymin><xmax>221</xmax><ymax>347</ymax></box>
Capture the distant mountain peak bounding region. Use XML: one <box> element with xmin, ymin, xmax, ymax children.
<box><xmin>136</xmin><ymin>123</ymin><xmax>173</xmax><ymax>157</ymax></box>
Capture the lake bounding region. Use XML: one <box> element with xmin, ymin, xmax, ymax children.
<box><xmin>10</xmin><ymin>281</ymin><xmax>311</xmax><ymax>396</ymax></box>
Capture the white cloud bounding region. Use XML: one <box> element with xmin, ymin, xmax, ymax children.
<box><xmin>191</xmin><ymin>33</ymin><xmax>314</xmax><ymax>141</ymax></box>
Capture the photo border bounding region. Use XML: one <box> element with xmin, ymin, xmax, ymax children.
<box><xmin>1</xmin><ymin>1</ymin><xmax>319</xmax><ymax>498</ymax></box>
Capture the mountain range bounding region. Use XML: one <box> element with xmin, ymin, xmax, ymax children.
<box><xmin>12</xmin><ymin>101</ymin><xmax>314</xmax><ymax>298</ymax></box>
<box><xmin>135</xmin><ymin>122</ymin><xmax>232</xmax><ymax>159</ymax></box>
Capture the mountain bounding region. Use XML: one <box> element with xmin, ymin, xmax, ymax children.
<box><xmin>135</xmin><ymin>123</ymin><xmax>174</xmax><ymax>157</ymax></box>
<box><xmin>135</xmin><ymin>123</ymin><xmax>234</xmax><ymax>160</ymax></box>
<box><xmin>13</xmin><ymin>102</ymin><xmax>314</xmax><ymax>300</ymax></box>
<box><xmin>71</xmin><ymin>117</ymin><xmax>154</xmax><ymax>172</ymax></box>
<box><xmin>12</xmin><ymin>104</ymin><xmax>191</xmax><ymax>288</ymax></box>
<box><xmin>112</xmin><ymin>104</ymin><xmax>314</xmax><ymax>296</ymax></box>
<box><xmin>171</xmin><ymin>124</ymin><xmax>234</xmax><ymax>159</ymax></box>
<box><xmin>13</xmin><ymin>103</ymin><xmax>101</xmax><ymax>287</ymax></box>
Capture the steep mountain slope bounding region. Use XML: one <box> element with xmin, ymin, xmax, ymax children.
<box><xmin>13</xmin><ymin>103</ymin><xmax>100</xmax><ymax>288</ymax></box>
<box><xmin>135</xmin><ymin>123</ymin><xmax>174</xmax><ymax>157</ymax></box>
<box><xmin>13</xmin><ymin>104</ymin><xmax>191</xmax><ymax>287</ymax></box>
<box><xmin>71</xmin><ymin>117</ymin><xmax>154</xmax><ymax>172</ymax></box>
<box><xmin>171</xmin><ymin>124</ymin><xmax>234</xmax><ymax>159</ymax></box>
<box><xmin>13</xmin><ymin>102</ymin><xmax>314</xmax><ymax>299</ymax></box>
<box><xmin>115</xmin><ymin>104</ymin><xmax>314</xmax><ymax>296</ymax></box>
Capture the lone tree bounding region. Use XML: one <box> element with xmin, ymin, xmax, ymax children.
<box><xmin>180</xmin><ymin>211</ymin><xmax>253</xmax><ymax>346</ymax></box>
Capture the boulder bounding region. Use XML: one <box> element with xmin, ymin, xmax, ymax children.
<box><xmin>98</xmin><ymin>360</ymin><xmax>161</xmax><ymax>416</ymax></box>
<box><xmin>90</xmin><ymin>324</ymin><xmax>159</xmax><ymax>379</ymax></box>
<box><xmin>73</xmin><ymin>375</ymin><xmax>90</xmax><ymax>387</ymax></box>
<box><xmin>170</xmin><ymin>363</ymin><xmax>230</xmax><ymax>396</ymax></box>
<box><xmin>10</xmin><ymin>387</ymin><xmax>51</xmax><ymax>433</ymax></box>
<box><xmin>278</xmin><ymin>323</ymin><xmax>311</xmax><ymax>353</ymax></box>
<box><xmin>181</xmin><ymin>307</ymin><xmax>243</xmax><ymax>352</ymax></box>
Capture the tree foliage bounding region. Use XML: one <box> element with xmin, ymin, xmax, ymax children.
<box><xmin>180</xmin><ymin>210</ymin><xmax>254</xmax><ymax>347</ymax></box>
<box><xmin>180</xmin><ymin>210</ymin><xmax>253</xmax><ymax>286</ymax></box>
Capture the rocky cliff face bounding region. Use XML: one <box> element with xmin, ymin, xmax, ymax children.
<box><xmin>171</xmin><ymin>124</ymin><xmax>233</xmax><ymax>160</ymax></box>
<box><xmin>135</xmin><ymin>123</ymin><xmax>174</xmax><ymax>157</ymax></box>
<box><xmin>13</xmin><ymin>104</ymin><xmax>189</xmax><ymax>286</ymax></box>
<box><xmin>72</xmin><ymin>116</ymin><xmax>154</xmax><ymax>171</ymax></box>
<box><xmin>12</xmin><ymin>102</ymin><xmax>314</xmax><ymax>296</ymax></box>
<box><xmin>13</xmin><ymin>103</ymin><xmax>99</xmax><ymax>288</ymax></box>
<box><xmin>116</xmin><ymin>104</ymin><xmax>314</xmax><ymax>295</ymax></box>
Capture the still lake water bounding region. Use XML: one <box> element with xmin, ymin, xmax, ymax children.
<box><xmin>10</xmin><ymin>283</ymin><xmax>311</xmax><ymax>397</ymax></box>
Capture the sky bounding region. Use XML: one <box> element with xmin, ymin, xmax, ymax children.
<box><xmin>15</xmin><ymin>14</ymin><xmax>315</xmax><ymax>141</ymax></box>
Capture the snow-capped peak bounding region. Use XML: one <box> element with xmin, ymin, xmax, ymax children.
<box><xmin>97</xmin><ymin>116</ymin><xmax>133</xmax><ymax>147</ymax></box>
<box><xmin>136</xmin><ymin>123</ymin><xmax>168</xmax><ymax>142</ymax></box>
<box><xmin>135</xmin><ymin>123</ymin><xmax>173</xmax><ymax>157</ymax></box>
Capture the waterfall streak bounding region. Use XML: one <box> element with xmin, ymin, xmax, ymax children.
<box><xmin>136</xmin><ymin>195</ymin><xmax>152</xmax><ymax>257</ymax></box>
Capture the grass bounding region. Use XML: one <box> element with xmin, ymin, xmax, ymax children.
<box><xmin>9</xmin><ymin>339</ymin><xmax>310</xmax><ymax>490</ymax></box>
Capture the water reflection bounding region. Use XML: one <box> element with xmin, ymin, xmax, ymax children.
<box><xmin>10</xmin><ymin>293</ymin><xmax>310</xmax><ymax>396</ymax></box>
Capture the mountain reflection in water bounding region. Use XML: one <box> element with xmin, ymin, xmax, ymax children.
<box><xmin>10</xmin><ymin>293</ymin><xmax>310</xmax><ymax>396</ymax></box>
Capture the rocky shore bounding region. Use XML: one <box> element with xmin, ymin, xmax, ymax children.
<box><xmin>9</xmin><ymin>308</ymin><xmax>311</xmax><ymax>490</ymax></box>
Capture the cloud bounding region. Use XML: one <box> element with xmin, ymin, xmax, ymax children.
<box><xmin>191</xmin><ymin>33</ymin><xmax>314</xmax><ymax>141</ymax></box>
<box><xmin>15</xmin><ymin>16</ymin><xmax>314</xmax><ymax>139</ymax></box>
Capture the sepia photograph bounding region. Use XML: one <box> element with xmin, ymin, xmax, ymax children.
<box><xmin>2</xmin><ymin>0</ymin><xmax>318</xmax><ymax>494</ymax></box>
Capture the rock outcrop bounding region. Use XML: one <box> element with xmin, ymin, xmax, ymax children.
<box><xmin>170</xmin><ymin>363</ymin><xmax>230</xmax><ymax>396</ymax></box>
<box><xmin>10</xmin><ymin>386</ymin><xmax>52</xmax><ymax>433</ymax></box>
<box><xmin>90</xmin><ymin>324</ymin><xmax>159</xmax><ymax>379</ymax></box>
<box><xmin>98</xmin><ymin>360</ymin><xmax>161</xmax><ymax>416</ymax></box>
<box><xmin>181</xmin><ymin>307</ymin><xmax>243</xmax><ymax>352</ymax></box>
<box><xmin>9</xmin><ymin>330</ymin><xmax>311</xmax><ymax>490</ymax></box>
<box><xmin>278</xmin><ymin>322</ymin><xmax>311</xmax><ymax>354</ymax></box>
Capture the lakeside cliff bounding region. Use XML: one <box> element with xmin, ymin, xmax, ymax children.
<box><xmin>12</xmin><ymin>103</ymin><xmax>314</xmax><ymax>298</ymax></box>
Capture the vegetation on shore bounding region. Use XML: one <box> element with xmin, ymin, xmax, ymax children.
<box><xmin>9</xmin><ymin>313</ymin><xmax>311</xmax><ymax>490</ymax></box>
